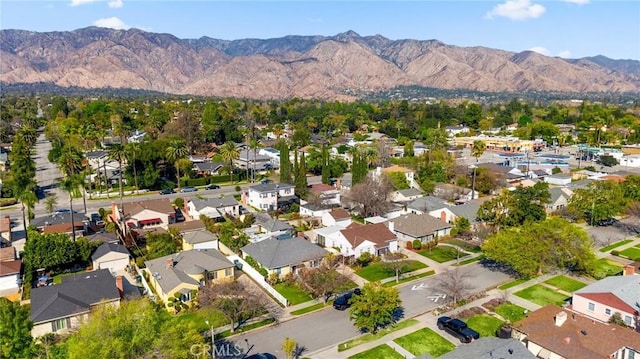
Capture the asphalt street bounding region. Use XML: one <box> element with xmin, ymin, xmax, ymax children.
<box><xmin>228</xmin><ymin>262</ymin><xmax>512</xmax><ymax>358</ymax></box>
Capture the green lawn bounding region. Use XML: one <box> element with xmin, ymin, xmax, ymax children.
<box><xmin>216</xmin><ymin>318</ymin><xmax>275</xmax><ymax>339</ymax></box>
<box><xmin>441</xmin><ymin>239</ymin><xmax>483</xmax><ymax>253</ymax></box>
<box><xmin>290</xmin><ymin>302</ymin><xmax>327</xmax><ymax>315</ymax></box>
<box><xmin>393</xmin><ymin>327</ymin><xmax>455</xmax><ymax>357</ymax></box>
<box><xmin>466</xmin><ymin>314</ymin><xmax>504</xmax><ymax>338</ymax></box>
<box><xmin>348</xmin><ymin>344</ymin><xmax>404</xmax><ymax>359</ymax></box>
<box><xmin>495</xmin><ymin>303</ymin><xmax>528</xmax><ymax>323</ymax></box>
<box><xmin>544</xmin><ymin>275</ymin><xmax>587</xmax><ymax>292</ymax></box>
<box><xmin>418</xmin><ymin>246</ymin><xmax>466</xmax><ymax>263</ymax></box>
<box><xmin>273</xmin><ymin>282</ymin><xmax>313</xmax><ymax>305</ymax></box>
<box><xmin>173</xmin><ymin>306</ymin><xmax>228</xmax><ymax>332</ymax></box>
<box><xmin>52</xmin><ymin>271</ymin><xmax>87</xmax><ymax>284</ymax></box>
<box><xmin>599</xmin><ymin>239</ymin><xmax>633</xmax><ymax>252</ymax></box>
<box><xmin>618</xmin><ymin>246</ymin><xmax>640</xmax><ymax>261</ymax></box>
<box><xmin>514</xmin><ymin>284</ymin><xmax>570</xmax><ymax>307</ymax></box>
<box><xmin>498</xmin><ymin>278</ymin><xmax>529</xmax><ymax>290</ymax></box>
<box><xmin>338</xmin><ymin>319</ymin><xmax>419</xmax><ymax>352</ymax></box>
<box><xmin>454</xmin><ymin>255</ymin><xmax>485</xmax><ymax>266</ymax></box>
<box><xmin>382</xmin><ymin>270</ymin><xmax>435</xmax><ymax>287</ymax></box>
<box><xmin>356</xmin><ymin>260</ymin><xmax>427</xmax><ymax>282</ymax></box>
<box><xmin>589</xmin><ymin>258</ymin><xmax>624</xmax><ymax>279</ymax></box>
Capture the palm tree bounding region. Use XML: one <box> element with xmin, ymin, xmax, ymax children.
<box><xmin>44</xmin><ymin>193</ymin><xmax>58</xmax><ymax>214</ymax></box>
<box><xmin>219</xmin><ymin>141</ymin><xmax>240</xmax><ymax>183</ymax></box>
<box><xmin>126</xmin><ymin>142</ymin><xmax>141</xmax><ymax>193</ymax></box>
<box><xmin>59</xmin><ymin>175</ymin><xmax>81</xmax><ymax>241</ymax></box>
<box><xmin>165</xmin><ymin>140</ymin><xmax>189</xmax><ymax>189</ymax></box>
<box><xmin>471</xmin><ymin>140</ymin><xmax>486</xmax><ymax>162</ymax></box>
<box><xmin>107</xmin><ymin>143</ymin><xmax>127</xmax><ymax>200</ymax></box>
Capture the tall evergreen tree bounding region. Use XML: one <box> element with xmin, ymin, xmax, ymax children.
<box><xmin>321</xmin><ymin>146</ymin><xmax>331</xmax><ymax>184</ymax></box>
<box><xmin>296</xmin><ymin>152</ymin><xmax>308</xmax><ymax>199</ymax></box>
<box><xmin>279</xmin><ymin>143</ymin><xmax>292</xmax><ymax>184</ymax></box>
<box><xmin>9</xmin><ymin>131</ymin><xmax>37</xmax><ymax>241</ymax></box>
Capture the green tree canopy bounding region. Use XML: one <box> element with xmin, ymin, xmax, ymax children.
<box><xmin>478</xmin><ymin>182</ymin><xmax>550</xmax><ymax>228</ymax></box>
<box><xmin>349</xmin><ymin>282</ymin><xmax>402</xmax><ymax>333</ymax></box>
<box><xmin>568</xmin><ymin>180</ymin><xmax>625</xmax><ymax>225</ymax></box>
<box><xmin>0</xmin><ymin>298</ymin><xmax>35</xmax><ymax>359</ymax></box>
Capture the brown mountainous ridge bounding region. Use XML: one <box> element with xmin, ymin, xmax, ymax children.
<box><xmin>1</xmin><ymin>27</ymin><xmax>639</xmax><ymax>100</ymax></box>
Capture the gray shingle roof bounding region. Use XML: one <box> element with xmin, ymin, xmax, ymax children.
<box><xmin>449</xmin><ymin>202</ymin><xmax>481</xmax><ymax>223</ymax></box>
<box><xmin>438</xmin><ymin>338</ymin><xmax>536</xmax><ymax>359</ymax></box>
<box><xmin>249</xmin><ymin>182</ymin><xmax>294</xmax><ymax>193</ymax></box>
<box><xmin>144</xmin><ymin>249</ymin><xmax>233</xmax><ymax>294</ymax></box>
<box><xmin>31</xmin><ymin>213</ymin><xmax>87</xmax><ymax>228</ymax></box>
<box><xmin>549</xmin><ymin>187</ymin><xmax>570</xmax><ymax>204</ymax></box>
<box><xmin>90</xmin><ymin>242</ymin><xmax>129</xmax><ymax>262</ymax></box>
<box><xmin>397</xmin><ymin>188</ymin><xmax>423</xmax><ymax>197</ymax></box>
<box><xmin>30</xmin><ymin>269</ymin><xmax>120</xmax><ymax>324</ymax></box>
<box><xmin>190</xmin><ymin>196</ymin><xmax>239</xmax><ymax>212</ymax></box>
<box><xmin>254</xmin><ymin>215</ymin><xmax>293</xmax><ymax>232</ymax></box>
<box><xmin>182</xmin><ymin>230</ymin><xmax>219</xmax><ymax>245</ymax></box>
<box><xmin>241</xmin><ymin>237</ymin><xmax>328</xmax><ymax>269</ymax></box>
<box><xmin>391</xmin><ymin>213</ymin><xmax>451</xmax><ymax>237</ymax></box>
<box><xmin>194</xmin><ymin>162</ymin><xmax>224</xmax><ymax>172</ymax></box>
<box><xmin>407</xmin><ymin>196</ymin><xmax>448</xmax><ymax>213</ymax></box>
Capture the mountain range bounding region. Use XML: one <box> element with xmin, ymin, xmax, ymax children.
<box><xmin>1</xmin><ymin>27</ymin><xmax>639</xmax><ymax>100</ymax></box>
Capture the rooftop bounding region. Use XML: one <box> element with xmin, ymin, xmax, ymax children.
<box><xmin>241</xmin><ymin>237</ymin><xmax>328</xmax><ymax>269</ymax></box>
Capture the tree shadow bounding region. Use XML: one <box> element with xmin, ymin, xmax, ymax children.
<box><xmin>293</xmin><ymin>344</ymin><xmax>308</xmax><ymax>359</ymax></box>
<box><xmin>479</xmin><ymin>258</ymin><xmax>518</xmax><ymax>276</ymax></box>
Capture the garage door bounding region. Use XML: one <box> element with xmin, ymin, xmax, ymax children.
<box><xmin>99</xmin><ymin>258</ymin><xmax>129</xmax><ymax>273</ymax></box>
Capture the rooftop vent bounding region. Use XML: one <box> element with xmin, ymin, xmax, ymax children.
<box><xmin>581</xmin><ymin>329</ymin><xmax>587</xmax><ymax>335</ymax></box>
<box><xmin>555</xmin><ymin>311</ymin><xmax>567</xmax><ymax>327</ymax></box>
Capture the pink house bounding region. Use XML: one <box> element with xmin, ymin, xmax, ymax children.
<box><xmin>571</xmin><ymin>269</ymin><xmax>640</xmax><ymax>331</ymax></box>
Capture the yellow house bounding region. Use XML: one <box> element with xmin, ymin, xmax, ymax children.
<box><xmin>144</xmin><ymin>249</ymin><xmax>235</xmax><ymax>309</ymax></box>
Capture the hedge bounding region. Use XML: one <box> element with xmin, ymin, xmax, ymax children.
<box><xmin>179</xmin><ymin>174</ymin><xmax>246</xmax><ymax>187</ymax></box>
<box><xmin>0</xmin><ymin>198</ymin><xmax>18</xmax><ymax>207</ymax></box>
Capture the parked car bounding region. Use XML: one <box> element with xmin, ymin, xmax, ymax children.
<box><xmin>437</xmin><ymin>316</ymin><xmax>480</xmax><ymax>343</ymax></box>
<box><xmin>159</xmin><ymin>188</ymin><xmax>174</xmax><ymax>195</ymax></box>
<box><xmin>333</xmin><ymin>288</ymin><xmax>362</xmax><ymax>310</ymax></box>
<box><xmin>90</xmin><ymin>213</ymin><xmax>101</xmax><ymax>222</ymax></box>
<box><xmin>597</xmin><ymin>218</ymin><xmax>617</xmax><ymax>226</ymax></box>
<box><xmin>180</xmin><ymin>186</ymin><xmax>197</xmax><ymax>193</ymax></box>
<box><xmin>205</xmin><ymin>184</ymin><xmax>220</xmax><ymax>190</ymax></box>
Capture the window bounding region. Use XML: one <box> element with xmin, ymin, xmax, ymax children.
<box><xmin>588</xmin><ymin>302</ymin><xmax>595</xmax><ymax>312</ymax></box>
<box><xmin>275</xmin><ymin>268</ymin><xmax>281</xmax><ymax>275</ymax></box>
<box><xmin>285</xmin><ymin>189</ymin><xmax>291</xmax><ymax>194</ymax></box>
<box><xmin>52</xmin><ymin>318</ymin><xmax>68</xmax><ymax>332</ymax></box>
<box><xmin>180</xmin><ymin>291</ymin><xmax>192</xmax><ymax>303</ymax></box>
<box><xmin>605</xmin><ymin>308</ymin><xmax>611</xmax><ymax>315</ymax></box>
<box><xmin>224</xmin><ymin>267</ymin><xmax>232</xmax><ymax>277</ymax></box>
<box><xmin>317</xmin><ymin>234</ymin><xmax>326</xmax><ymax>247</ymax></box>
<box><xmin>629</xmin><ymin>349</ymin><xmax>636</xmax><ymax>359</ymax></box>
<box><xmin>624</xmin><ymin>315</ymin><xmax>632</xmax><ymax>325</ymax></box>
<box><xmin>208</xmin><ymin>270</ymin><xmax>218</xmax><ymax>280</ymax></box>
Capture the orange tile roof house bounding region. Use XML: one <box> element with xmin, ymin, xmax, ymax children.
<box><xmin>112</xmin><ymin>199</ymin><xmax>176</xmax><ymax>229</ymax></box>
<box><xmin>513</xmin><ymin>304</ymin><xmax>640</xmax><ymax>359</ymax></box>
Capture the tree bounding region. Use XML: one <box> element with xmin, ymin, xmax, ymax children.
<box><xmin>281</xmin><ymin>337</ymin><xmax>297</xmax><ymax>359</ymax></box>
<box><xmin>9</xmin><ymin>131</ymin><xmax>38</xmax><ymax>233</ymax></box>
<box><xmin>59</xmin><ymin>174</ymin><xmax>82</xmax><ymax>242</ymax></box>
<box><xmin>297</xmin><ymin>255</ymin><xmax>351</xmax><ymax>302</ymax></box>
<box><xmin>349</xmin><ymin>282</ymin><xmax>402</xmax><ymax>334</ymax></box>
<box><xmin>43</xmin><ymin>193</ymin><xmax>58</xmax><ymax>214</ymax></box>
<box><xmin>471</xmin><ymin>140</ymin><xmax>486</xmax><ymax>162</ymax></box>
<box><xmin>321</xmin><ymin>145</ymin><xmax>331</xmax><ymax>184</ymax></box>
<box><xmin>106</xmin><ymin>143</ymin><xmax>127</xmax><ymax>202</ymax></box>
<box><xmin>146</xmin><ymin>232</ymin><xmax>180</xmax><ymax>260</ymax></box>
<box><xmin>198</xmin><ymin>281</ymin><xmax>264</xmax><ymax>333</ymax></box>
<box><xmin>384</xmin><ymin>252</ymin><xmax>410</xmax><ymax>283</ymax></box>
<box><xmin>478</xmin><ymin>183</ymin><xmax>550</xmax><ymax>228</ymax></box>
<box><xmin>403</xmin><ymin>140</ymin><xmax>414</xmax><ymax>157</ymax></box>
<box><xmin>295</xmin><ymin>152</ymin><xmax>308</xmax><ymax>199</ymax></box>
<box><xmin>165</xmin><ymin>140</ymin><xmax>189</xmax><ymax>189</ymax></box>
<box><xmin>437</xmin><ymin>268</ymin><xmax>475</xmax><ymax>305</ymax></box>
<box><xmin>482</xmin><ymin>218</ymin><xmax>596</xmax><ymax>278</ymax></box>
<box><xmin>0</xmin><ymin>298</ymin><xmax>34</xmax><ymax>359</ymax></box>
<box><xmin>388</xmin><ymin>172</ymin><xmax>410</xmax><ymax>190</ymax></box>
<box><xmin>219</xmin><ymin>141</ymin><xmax>240</xmax><ymax>183</ymax></box>
<box><xmin>279</xmin><ymin>141</ymin><xmax>293</xmax><ymax>184</ymax></box>
<box><xmin>599</xmin><ymin>155</ymin><xmax>619</xmax><ymax>167</ymax></box>
<box><xmin>568</xmin><ymin>180</ymin><xmax>624</xmax><ymax>225</ymax></box>
<box><xmin>348</xmin><ymin>175</ymin><xmax>394</xmax><ymax>217</ymax></box>
<box><xmin>125</xmin><ymin>142</ymin><xmax>141</xmax><ymax>193</ymax></box>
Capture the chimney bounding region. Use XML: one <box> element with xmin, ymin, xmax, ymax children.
<box><xmin>1</xmin><ymin>216</ymin><xmax>12</xmax><ymax>241</ymax></box>
<box><xmin>440</xmin><ymin>211</ymin><xmax>447</xmax><ymax>222</ymax></box>
<box><xmin>555</xmin><ymin>311</ymin><xmax>567</xmax><ymax>327</ymax></box>
<box><xmin>563</xmin><ymin>337</ymin><xmax>571</xmax><ymax>344</ymax></box>
<box><xmin>336</xmin><ymin>178</ymin><xmax>342</xmax><ymax>190</ymax></box>
<box><xmin>388</xmin><ymin>221</ymin><xmax>395</xmax><ymax>233</ymax></box>
<box><xmin>115</xmin><ymin>275</ymin><xmax>124</xmax><ymax>298</ymax></box>
<box><xmin>623</xmin><ymin>264</ymin><xmax>636</xmax><ymax>276</ymax></box>
<box><xmin>166</xmin><ymin>258</ymin><xmax>174</xmax><ymax>268</ymax></box>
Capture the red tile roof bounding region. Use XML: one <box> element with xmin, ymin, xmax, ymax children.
<box><xmin>0</xmin><ymin>260</ymin><xmax>21</xmax><ymax>276</ymax></box>
<box><xmin>310</xmin><ymin>183</ymin><xmax>335</xmax><ymax>194</ymax></box>
<box><xmin>330</xmin><ymin>208</ymin><xmax>351</xmax><ymax>220</ymax></box>
<box><xmin>340</xmin><ymin>223</ymin><xmax>396</xmax><ymax>249</ymax></box>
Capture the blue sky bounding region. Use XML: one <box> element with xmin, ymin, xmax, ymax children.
<box><xmin>2</xmin><ymin>0</ymin><xmax>639</xmax><ymax>60</ymax></box>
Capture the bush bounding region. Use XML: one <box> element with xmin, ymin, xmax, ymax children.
<box><xmin>355</xmin><ymin>252</ymin><xmax>373</xmax><ymax>267</ymax></box>
<box><xmin>406</xmin><ymin>241</ymin><xmax>413</xmax><ymax>250</ymax></box>
<box><xmin>611</xmin><ymin>250</ymin><xmax>620</xmax><ymax>256</ymax></box>
<box><xmin>412</xmin><ymin>239</ymin><xmax>422</xmax><ymax>250</ymax></box>
<box><xmin>0</xmin><ymin>198</ymin><xmax>17</xmax><ymax>207</ymax></box>
<box><xmin>173</xmin><ymin>198</ymin><xmax>184</xmax><ymax>209</ymax></box>
<box><xmin>235</xmin><ymin>185</ymin><xmax>242</xmax><ymax>192</ymax></box>
<box><xmin>449</xmin><ymin>228</ymin><xmax>459</xmax><ymax>237</ymax></box>
<box><xmin>245</xmin><ymin>256</ymin><xmax>268</xmax><ymax>278</ymax></box>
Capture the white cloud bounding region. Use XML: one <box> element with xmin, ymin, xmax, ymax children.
<box><xmin>528</xmin><ymin>46</ymin><xmax>550</xmax><ymax>56</ymax></box>
<box><xmin>108</xmin><ymin>0</ymin><xmax>123</xmax><ymax>8</ymax></box>
<box><xmin>564</xmin><ymin>0</ymin><xmax>589</xmax><ymax>4</ymax></box>
<box><xmin>69</xmin><ymin>0</ymin><xmax>100</xmax><ymax>6</ymax></box>
<box><xmin>485</xmin><ymin>0</ymin><xmax>546</xmax><ymax>20</ymax></box>
<box><xmin>93</xmin><ymin>17</ymin><xmax>130</xmax><ymax>30</ymax></box>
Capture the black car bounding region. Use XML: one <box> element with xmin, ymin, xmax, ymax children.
<box><xmin>597</xmin><ymin>218</ymin><xmax>617</xmax><ymax>226</ymax></box>
<box><xmin>159</xmin><ymin>188</ymin><xmax>174</xmax><ymax>195</ymax></box>
<box><xmin>437</xmin><ymin>316</ymin><xmax>480</xmax><ymax>343</ymax></box>
<box><xmin>333</xmin><ymin>288</ymin><xmax>362</xmax><ymax>310</ymax></box>
<box><xmin>205</xmin><ymin>184</ymin><xmax>220</xmax><ymax>190</ymax></box>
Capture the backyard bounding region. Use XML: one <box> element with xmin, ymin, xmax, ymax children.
<box><xmin>544</xmin><ymin>275</ymin><xmax>587</xmax><ymax>292</ymax></box>
<box><xmin>418</xmin><ymin>246</ymin><xmax>468</xmax><ymax>263</ymax></box>
<box><xmin>273</xmin><ymin>282</ymin><xmax>313</xmax><ymax>305</ymax></box>
<box><xmin>514</xmin><ymin>284</ymin><xmax>570</xmax><ymax>307</ymax></box>
<box><xmin>355</xmin><ymin>260</ymin><xmax>427</xmax><ymax>282</ymax></box>
<box><xmin>393</xmin><ymin>328</ymin><xmax>455</xmax><ymax>357</ymax></box>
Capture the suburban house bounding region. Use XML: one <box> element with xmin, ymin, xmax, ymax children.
<box><xmin>112</xmin><ymin>199</ymin><xmax>176</xmax><ymax>230</ymax></box>
<box><xmin>30</xmin><ymin>269</ymin><xmax>122</xmax><ymax>336</ymax></box>
<box><xmin>390</xmin><ymin>188</ymin><xmax>424</xmax><ymax>203</ymax></box>
<box><xmin>181</xmin><ymin>230</ymin><xmax>219</xmax><ymax>251</ymax></box>
<box><xmin>513</xmin><ymin>304</ymin><xmax>639</xmax><ymax>359</ymax></box>
<box><xmin>321</xmin><ymin>208</ymin><xmax>352</xmax><ymax>227</ymax></box>
<box><xmin>544</xmin><ymin>174</ymin><xmax>573</xmax><ymax>186</ymax></box>
<box><xmin>436</xmin><ymin>337</ymin><xmax>536</xmax><ymax>359</ymax></box>
<box><xmin>377</xmin><ymin>165</ymin><xmax>418</xmax><ymax>188</ymax></box>
<box><xmin>91</xmin><ymin>242</ymin><xmax>130</xmax><ymax>274</ymax></box>
<box><xmin>331</xmin><ymin>222</ymin><xmax>398</xmax><ymax>257</ymax></box>
<box><xmin>193</xmin><ymin>161</ymin><xmax>224</xmax><ymax>176</ymax></box>
<box><xmin>0</xmin><ymin>216</ymin><xmax>12</xmax><ymax>244</ymax></box>
<box><xmin>245</xmin><ymin>182</ymin><xmax>296</xmax><ymax>212</ymax></box>
<box><xmin>240</xmin><ymin>236</ymin><xmax>328</xmax><ymax>277</ymax></box>
<box><xmin>144</xmin><ymin>249</ymin><xmax>235</xmax><ymax>308</ymax></box>
<box><xmin>477</xmin><ymin>163</ymin><xmax>525</xmax><ymax>183</ymax></box>
<box><xmin>258</xmin><ymin>147</ymin><xmax>281</xmax><ymax>166</ymax></box>
<box><xmin>186</xmin><ymin>196</ymin><xmax>240</xmax><ymax>221</ymax></box>
<box><xmin>546</xmin><ymin>187</ymin><xmax>573</xmax><ymax>213</ymax></box>
<box><xmin>245</xmin><ymin>215</ymin><xmax>296</xmax><ymax>242</ymax></box>
<box><xmin>406</xmin><ymin>196</ymin><xmax>458</xmax><ymax>223</ymax></box>
<box><xmin>310</xmin><ymin>222</ymin><xmax>352</xmax><ymax>247</ymax></box>
<box><xmin>299</xmin><ymin>202</ymin><xmax>332</xmax><ymax>219</ymax></box>
<box><xmin>433</xmin><ymin>183</ymin><xmax>474</xmax><ymax>203</ymax></box>
<box><xmin>168</xmin><ymin>219</ymin><xmax>207</xmax><ymax>234</ymax></box>
<box><xmin>309</xmin><ymin>183</ymin><xmax>341</xmax><ymax>206</ymax></box>
<box><xmin>445</xmin><ymin>125</ymin><xmax>470</xmax><ymax>137</ymax></box>
<box><xmin>0</xmin><ymin>247</ymin><xmax>21</xmax><ymax>298</ymax></box>
<box><xmin>234</xmin><ymin>149</ymin><xmax>274</xmax><ymax>172</ymax></box>
<box><xmin>388</xmin><ymin>213</ymin><xmax>452</xmax><ymax>248</ymax></box>
<box><xmin>31</xmin><ymin>213</ymin><xmax>87</xmax><ymax>237</ymax></box>
<box><xmin>85</xmin><ymin>232</ymin><xmax>119</xmax><ymax>245</ymax></box>
<box><xmin>448</xmin><ymin>199</ymin><xmax>485</xmax><ymax>230</ymax></box>
<box><xmin>571</xmin><ymin>274</ymin><xmax>640</xmax><ymax>331</ymax></box>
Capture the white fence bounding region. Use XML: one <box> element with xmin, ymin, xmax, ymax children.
<box><xmin>226</xmin><ymin>253</ymin><xmax>289</xmax><ymax>307</ymax></box>
<box><xmin>134</xmin><ymin>265</ymin><xmax>156</xmax><ymax>302</ymax></box>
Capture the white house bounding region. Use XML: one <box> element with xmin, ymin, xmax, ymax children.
<box><xmin>321</xmin><ymin>208</ymin><xmax>352</xmax><ymax>227</ymax></box>
<box><xmin>186</xmin><ymin>196</ymin><xmax>240</xmax><ymax>221</ymax></box>
<box><xmin>329</xmin><ymin>223</ymin><xmax>398</xmax><ymax>257</ymax></box>
<box><xmin>91</xmin><ymin>243</ymin><xmax>130</xmax><ymax>274</ymax></box>
<box><xmin>245</xmin><ymin>182</ymin><xmax>295</xmax><ymax>212</ymax></box>
<box><xmin>181</xmin><ymin>230</ymin><xmax>219</xmax><ymax>251</ymax></box>
<box><xmin>544</xmin><ymin>174</ymin><xmax>572</xmax><ymax>186</ymax></box>
<box><xmin>258</xmin><ymin>147</ymin><xmax>281</xmax><ymax>167</ymax></box>
<box><xmin>620</xmin><ymin>155</ymin><xmax>640</xmax><ymax>168</ymax></box>
<box><xmin>0</xmin><ymin>258</ymin><xmax>21</xmax><ymax>296</ymax></box>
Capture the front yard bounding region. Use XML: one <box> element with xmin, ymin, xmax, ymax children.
<box><xmin>348</xmin><ymin>344</ymin><xmax>404</xmax><ymax>359</ymax></box>
<box><xmin>465</xmin><ymin>314</ymin><xmax>504</xmax><ymax>338</ymax></box>
<box><xmin>514</xmin><ymin>284</ymin><xmax>570</xmax><ymax>307</ymax></box>
<box><xmin>495</xmin><ymin>303</ymin><xmax>528</xmax><ymax>323</ymax></box>
<box><xmin>418</xmin><ymin>246</ymin><xmax>467</xmax><ymax>263</ymax></box>
<box><xmin>355</xmin><ymin>260</ymin><xmax>427</xmax><ymax>282</ymax></box>
<box><xmin>393</xmin><ymin>327</ymin><xmax>455</xmax><ymax>357</ymax></box>
<box><xmin>544</xmin><ymin>275</ymin><xmax>587</xmax><ymax>293</ymax></box>
<box><xmin>589</xmin><ymin>258</ymin><xmax>624</xmax><ymax>279</ymax></box>
<box><xmin>273</xmin><ymin>282</ymin><xmax>314</xmax><ymax>305</ymax></box>
<box><xmin>617</xmin><ymin>244</ymin><xmax>640</xmax><ymax>261</ymax></box>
